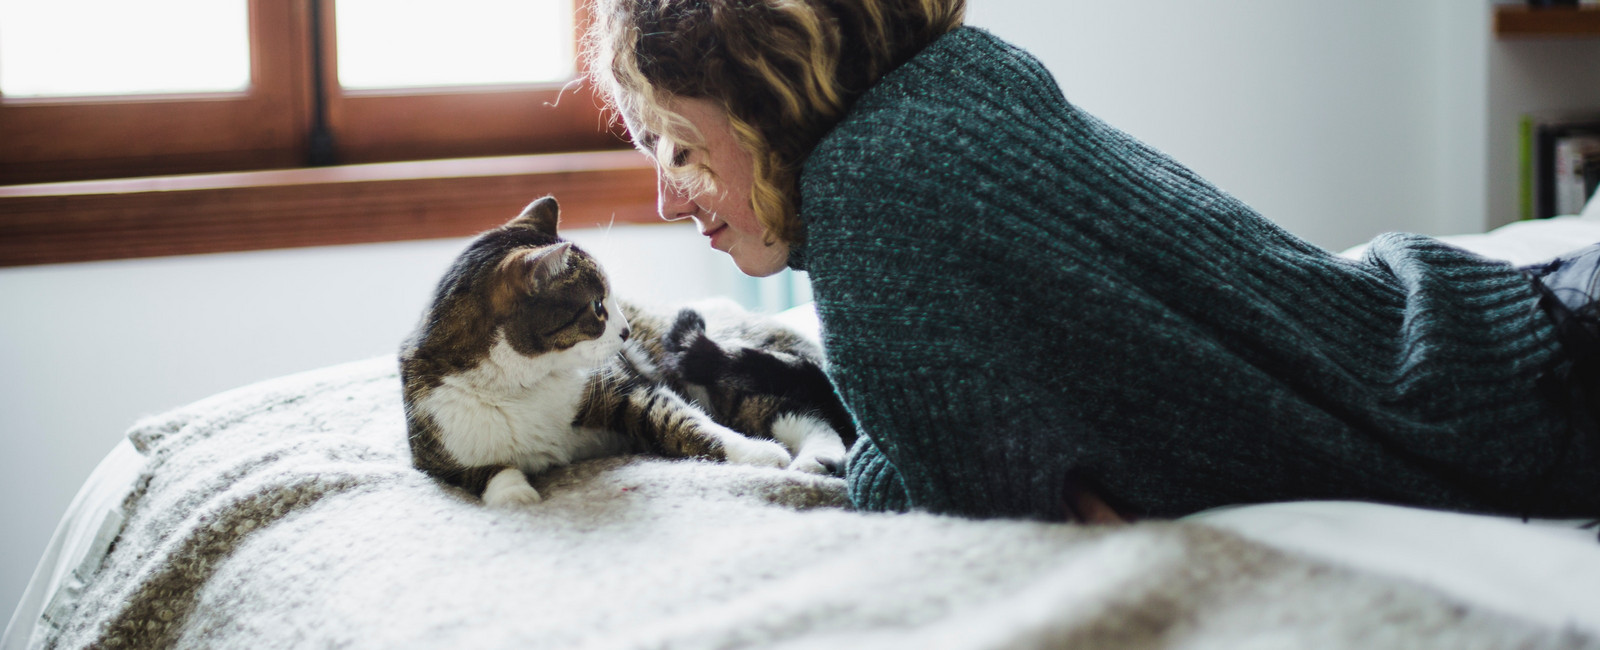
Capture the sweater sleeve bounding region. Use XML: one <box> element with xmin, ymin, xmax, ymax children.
<box><xmin>844</xmin><ymin>435</ymin><xmax>910</xmax><ymax>513</ymax></box>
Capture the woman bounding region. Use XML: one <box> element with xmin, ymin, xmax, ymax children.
<box><xmin>584</xmin><ymin>0</ymin><xmax>1600</xmax><ymax>522</ymax></box>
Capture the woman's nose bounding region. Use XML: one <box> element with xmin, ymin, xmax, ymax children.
<box><xmin>656</xmin><ymin>167</ymin><xmax>696</xmax><ymax>222</ymax></box>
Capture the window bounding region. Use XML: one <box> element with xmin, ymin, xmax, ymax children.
<box><xmin>0</xmin><ymin>0</ymin><xmax>622</xmax><ymax>185</ymax></box>
<box><xmin>0</xmin><ymin>0</ymin><xmax>654</xmax><ymax>267</ymax></box>
<box><xmin>1</xmin><ymin>1</ymin><xmax>251</xmax><ymax>98</ymax></box>
<box><xmin>335</xmin><ymin>0</ymin><xmax>573</xmax><ymax>90</ymax></box>
<box><xmin>320</xmin><ymin>0</ymin><xmax>621</xmax><ymax>166</ymax></box>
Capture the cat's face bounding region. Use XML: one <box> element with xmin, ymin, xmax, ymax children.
<box><xmin>405</xmin><ymin>196</ymin><xmax>631</xmax><ymax>386</ymax></box>
<box><xmin>489</xmin><ymin>216</ymin><xmax>630</xmax><ymax>372</ymax></box>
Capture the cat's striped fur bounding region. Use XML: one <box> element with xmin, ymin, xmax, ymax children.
<box><xmin>659</xmin><ymin>306</ymin><xmax>857</xmax><ymax>475</ymax></box>
<box><xmin>400</xmin><ymin>197</ymin><xmax>854</xmax><ymax>506</ymax></box>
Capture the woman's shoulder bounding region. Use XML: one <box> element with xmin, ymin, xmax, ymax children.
<box><xmin>800</xmin><ymin>27</ymin><xmax>1065</xmax><ymax>184</ymax></box>
<box><xmin>792</xmin><ymin>27</ymin><xmax>1077</xmax><ymax>269</ymax></box>
<box><xmin>897</xmin><ymin>26</ymin><xmax>1049</xmax><ymax>84</ymax></box>
<box><xmin>872</xmin><ymin>26</ymin><xmax>1051</xmax><ymax>99</ymax></box>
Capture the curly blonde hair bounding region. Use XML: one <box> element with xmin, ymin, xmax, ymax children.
<box><xmin>584</xmin><ymin>0</ymin><xmax>966</xmax><ymax>245</ymax></box>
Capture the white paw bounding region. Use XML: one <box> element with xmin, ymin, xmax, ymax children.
<box><xmin>788</xmin><ymin>453</ymin><xmax>845</xmax><ymax>476</ymax></box>
<box><xmin>482</xmin><ymin>468</ymin><xmax>543</xmax><ymax>508</ymax></box>
<box><xmin>770</xmin><ymin>414</ymin><xmax>847</xmax><ymax>476</ymax></box>
<box><xmin>724</xmin><ymin>437</ymin><xmax>793</xmax><ymax>469</ymax></box>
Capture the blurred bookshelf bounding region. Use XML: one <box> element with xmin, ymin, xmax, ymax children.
<box><xmin>1495</xmin><ymin>5</ymin><xmax>1600</xmax><ymax>37</ymax></box>
<box><xmin>1520</xmin><ymin>113</ymin><xmax>1600</xmax><ymax>219</ymax></box>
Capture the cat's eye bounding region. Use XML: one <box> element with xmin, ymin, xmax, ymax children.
<box><xmin>591</xmin><ymin>300</ymin><xmax>606</xmax><ymax>320</ymax></box>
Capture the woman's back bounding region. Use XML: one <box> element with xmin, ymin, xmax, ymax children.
<box><xmin>793</xmin><ymin>27</ymin><xmax>1588</xmax><ymax>520</ymax></box>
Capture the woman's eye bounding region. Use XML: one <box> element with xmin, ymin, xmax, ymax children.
<box><xmin>591</xmin><ymin>300</ymin><xmax>606</xmax><ymax>319</ymax></box>
<box><xmin>670</xmin><ymin>147</ymin><xmax>692</xmax><ymax>167</ymax></box>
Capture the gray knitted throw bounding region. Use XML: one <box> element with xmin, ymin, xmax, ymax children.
<box><xmin>37</xmin><ymin>358</ymin><xmax>1599</xmax><ymax>648</ymax></box>
<box><xmin>791</xmin><ymin>27</ymin><xmax>1597</xmax><ymax>520</ymax></box>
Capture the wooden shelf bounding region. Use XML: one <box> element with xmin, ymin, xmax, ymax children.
<box><xmin>1495</xmin><ymin>5</ymin><xmax>1600</xmax><ymax>38</ymax></box>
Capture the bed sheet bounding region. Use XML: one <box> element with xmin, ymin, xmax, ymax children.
<box><xmin>3</xmin><ymin>440</ymin><xmax>141</xmax><ymax>650</ymax></box>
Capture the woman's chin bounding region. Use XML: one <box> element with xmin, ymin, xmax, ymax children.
<box><xmin>728</xmin><ymin>242</ymin><xmax>792</xmax><ymax>277</ymax></box>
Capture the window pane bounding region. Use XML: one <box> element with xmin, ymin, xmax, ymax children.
<box><xmin>0</xmin><ymin>0</ymin><xmax>249</xmax><ymax>98</ymax></box>
<box><xmin>336</xmin><ymin>0</ymin><xmax>574</xmax><ymax>90</ymax></box>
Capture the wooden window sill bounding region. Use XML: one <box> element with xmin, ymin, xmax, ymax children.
<box><xmin>0</xmin><ymin>150</ymin><xmax>660</xmax><ymax>267</ymax></box>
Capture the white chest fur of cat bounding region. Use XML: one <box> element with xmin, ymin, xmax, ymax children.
<box><xmin>415</xmin><ymin>302</ymin><xmax>634</xmax><ymax>507</ymax></box>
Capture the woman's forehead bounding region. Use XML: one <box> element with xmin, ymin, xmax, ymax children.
<box><xmin>633</xmin><ymin>103</ymin><xmax>719</xmax><ymax>151</ymax></box>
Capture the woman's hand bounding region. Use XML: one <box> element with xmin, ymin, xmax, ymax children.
<box><xmin>1063</xmin><ymin>474</ymin><xmax>1129</xmax><ymax>524</ymax></box>
<box><xmin>1065</xmin><ymin>489</ymin><xmax>1126</xmax><ymax>524</ymax></box>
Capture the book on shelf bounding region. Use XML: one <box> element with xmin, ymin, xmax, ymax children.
<box><xmin>1520</xmin><ymin>111</ymin><xmax>1600</xmax><ymax>219</ymax></box>
<box><xmin>1554</xmin><ymin>136</ymin><xmax>1600</xmax><ymax>215</ymax></box>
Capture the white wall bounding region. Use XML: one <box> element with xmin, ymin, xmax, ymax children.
<box><xmin>968</xmin><ymin>0</ymin><xmax>1592</xmax><ymax>248</ymax></box>
<box><xmin>5</xmin><ymin>0</ymin><xmax>1599</xmax><ymax>628</ymax></box>
<box><xmin>968</xmin><ymin>0</ymin><xmax>1456</xmax><ymax>250</ymax></box>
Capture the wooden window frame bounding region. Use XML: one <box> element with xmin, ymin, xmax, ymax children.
<box><xmin>319</xmin><ymin>0</ymin><xmax>621</xmax><ymax>164</ymax></box>
<box><xmin>0</xmin><ymin>150</ymin><xmax>658</xmax><ymax>266</ymax></box>
<box><xmin>0</xmin><ymin>1</ymin><xmax>313</xmax><ymax>185</ymax></box>
<box><xmin>0</xmin><ymin>0</ymin><xmax>657</xmax><ymax>268</ymax></box>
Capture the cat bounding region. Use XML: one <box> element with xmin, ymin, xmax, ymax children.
<box><xmin>400</xmin><ymin>196</ymin><xmax>854</xmax><ymax>507</ymax></box>
<box><xmin>659</xmin><ymin>305</ymin><xmax>857</xmax><ymax>475</ymax></box>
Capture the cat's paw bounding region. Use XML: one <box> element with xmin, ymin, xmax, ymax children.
<box><xmin>482</xmin><ymin>467</ymin><xmax>543</xmax><ymax>508</ymax></box>
<box><xmin>788</xmin><ymin>453</ymin><xmax>845</xmax><ymax>477</ymax></box>
<box><xmin>769</xmin><ymin>414</ymin><xmax>848</xmax><ymax>477</ymax></box>
<box><xmin>723</xmin><ymin>437</ymin><xmax>793</xmax><ymax>469</ymax></box>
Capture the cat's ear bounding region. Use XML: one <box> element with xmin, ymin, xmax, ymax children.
<box><xmin>510</xmin><ymin>196</ymin><xmax>561</xmax><ymax>236</ymax></box>
<box><xmin>519</xmin><ymin>242</ymin><xmax>573</xmax><ymax>285</ymax></box>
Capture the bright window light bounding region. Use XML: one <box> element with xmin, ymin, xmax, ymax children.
<box><xmin>0</xmin><ymin>0</ymin><xmax>249</xmax><ymax>98</ymax></box>
<box><xmin>336</xmin><ymin>0</ymin><xmax>575</xmax><ymax>90</ymax></box>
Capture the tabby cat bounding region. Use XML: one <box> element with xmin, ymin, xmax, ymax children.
<box><xmin>400</xmin><ymin>196</ymin><xmax>855</xmax><ymax>507</ymax></box>
<box><xmin>660</xmin><ymin>305</ymin><xmax>857</xmax><ymax>475</ymax></box>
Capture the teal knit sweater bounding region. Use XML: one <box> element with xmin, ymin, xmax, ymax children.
<box><xmin>787</xmin><ymin>27</ymin><xmax>1599</xmax><ymax>520</ymax></box>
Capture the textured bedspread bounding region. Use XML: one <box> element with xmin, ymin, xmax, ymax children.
<box><xmin>43</xmin><ymin>357</ymin><xmax>1596</xmax><ymax>649</ymax></box>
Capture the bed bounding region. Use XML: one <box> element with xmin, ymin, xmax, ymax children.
<box><xmin>7</xmin><ymin>203</ymin><xmax>1600</xmax><ymax>649</ymax></box>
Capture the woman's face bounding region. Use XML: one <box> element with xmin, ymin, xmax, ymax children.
<box><xmin>655</xmin><ymin>98</ymin><xmax>791</xmax><ymax>277</ymax></box>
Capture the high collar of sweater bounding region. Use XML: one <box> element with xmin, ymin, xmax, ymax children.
<box><xmin>785</xmin><ymin>26</ymin><xmax>1047</xmax><ymax>272</ymax></box>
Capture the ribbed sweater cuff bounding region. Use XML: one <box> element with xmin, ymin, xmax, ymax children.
<box><xmin>845</xmin><ymin>436</ymin><xmax>910</xmax><ymax>513</ymax></box>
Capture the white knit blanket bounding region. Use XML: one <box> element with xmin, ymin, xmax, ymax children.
<box><xmin>43</xmin><ymin>357</ymin><xmax>1596</xmax><ymax>649</ymax></box>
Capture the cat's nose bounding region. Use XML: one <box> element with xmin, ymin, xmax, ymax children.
<box><xmin>619</xmin><ymin>327</ymin><xmax>631</xmax><ymax>341</ymax></box>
